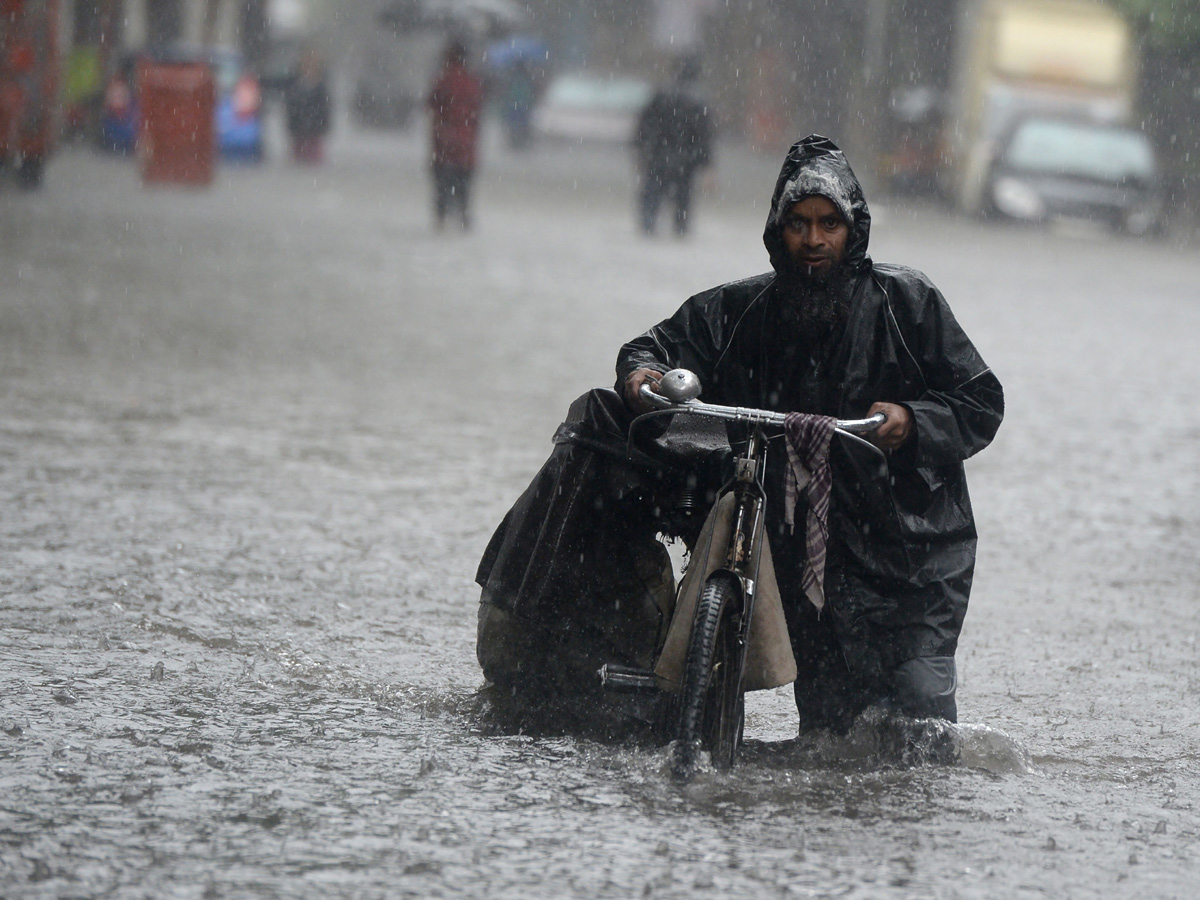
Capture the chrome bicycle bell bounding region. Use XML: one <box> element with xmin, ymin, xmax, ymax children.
<box><xmin>658</xmin><ymin>369</ymin><xmax>702</xmax><ymax>403</ymax></box>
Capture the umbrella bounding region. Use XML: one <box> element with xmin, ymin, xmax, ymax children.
<box><xmin>485</xmin><ymin>35</ymin><xmax>549</xmax><ymax>70</ymax></box>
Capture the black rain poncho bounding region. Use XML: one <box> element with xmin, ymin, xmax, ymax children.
<box><xmin>616</xmin><ymin>135</ymin><xmax>1004</xmax><ymax>680</ymax></box>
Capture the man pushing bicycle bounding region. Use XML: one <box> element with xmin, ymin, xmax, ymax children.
<box><xmin>477</xmin><ymin>135</ymin><xmax>1003</xmax><ymax>736</ymax></box>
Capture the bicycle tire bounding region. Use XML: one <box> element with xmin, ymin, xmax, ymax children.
<box><xmin>673</xmin><ymin>572</ymin><xmax>745</xmax><ymax>776</ymax></box>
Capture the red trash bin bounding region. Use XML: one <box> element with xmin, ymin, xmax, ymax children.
<box><xmin>137</xmin><ymin>59</ymin><xmax>215</xmax><ymax>186</ymax></box>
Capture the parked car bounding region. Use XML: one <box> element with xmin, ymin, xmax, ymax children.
<box><xmin>100</xmin><ymin>46</ymin><xmax>263</xmax><ymax>161</ymax></box>
<box><xmin>531</xmin><ymin>72</ymin><xmax>653</xmax><ymax>143</ymax></box>
<box><xmin>985</xmin><ymin>116</ymin><xmax>1162</xmax><ymax>234</ymax></box>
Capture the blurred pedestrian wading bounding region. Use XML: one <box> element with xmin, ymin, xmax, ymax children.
<box><xmin>633</xmin><ymin>55</ymin><xmax>714</xmax><ymax>237</ymax></box>
<box><xmin>427</xmin><ymin>39</ymin><xmax>485</xmax><ymax>231</ymax></box>
<box><xmin>285</xmin><ymin>47</ymin><xmax>331</xmax><ymax>165</ymax></box>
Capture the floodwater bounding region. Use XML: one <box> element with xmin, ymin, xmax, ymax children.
<box><xmin>1</xmin><ymin>124</ymin><xmax>1197</xmax><ymax>899</ymax></box>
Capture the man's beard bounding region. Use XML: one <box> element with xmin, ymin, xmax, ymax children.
<box><xmin>773</xmin><ymin>258</ymin><xmax>854</xmax><ymax>339</ymax></box>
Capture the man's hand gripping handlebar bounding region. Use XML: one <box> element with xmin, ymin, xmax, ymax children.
<box><xmin>629</xmin><ymin>368</ymin><xmax>892</xmax><ymax>442</ymax></box>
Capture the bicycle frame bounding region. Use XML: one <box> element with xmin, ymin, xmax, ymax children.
<box><xmin>701</xmin><ymin>418</ymin><xmax>770</xmax><ymax>718</ymax></box>
<box><xmin>600</xmin><ymin>370</ymin><xmax>885</xmax><ymax>768</ymax></box>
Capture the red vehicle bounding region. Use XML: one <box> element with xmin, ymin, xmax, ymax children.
<box><xmin>0</xmin><ymin>0</ymin><xmax>59</xmax><ymax>188</ymax></box>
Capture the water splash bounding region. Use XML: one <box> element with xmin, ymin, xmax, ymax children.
<box><xmin>743</xmin><ymin>707</ymin><xmax>1036</xmax><ymax>776</ymax></box>
<box><xmin>954</xmin><ymin>722</ymin><xmax>1036</xmax><ymax>775</ymax></box>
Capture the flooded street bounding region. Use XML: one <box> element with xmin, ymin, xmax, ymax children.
<box><xmin>2</xmin><ymin>125</ymin><xmax>1198</xmax><ymax>898</ymax></box>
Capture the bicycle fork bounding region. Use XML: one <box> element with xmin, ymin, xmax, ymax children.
<box><xmin>716</xmin><ymin>429</ymin><xmax>770</xmax><ymax>700</ymax></box>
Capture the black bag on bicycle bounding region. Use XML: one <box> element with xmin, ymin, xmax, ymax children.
<box><xmin>475</xmin><ymin>388</ymin><xmax>724</xmax><ymax>701</ymax></box>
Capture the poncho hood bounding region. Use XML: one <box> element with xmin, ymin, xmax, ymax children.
<box><xmin>764</xmin><ymin>134</ymin><xmax>872</xmax><ymax>273</ymax></box>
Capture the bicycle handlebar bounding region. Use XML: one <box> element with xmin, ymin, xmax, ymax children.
<box><xmin>638</xmin><ymin>376</ymin><xmax>887</xmax><ymax>437</ymax></box>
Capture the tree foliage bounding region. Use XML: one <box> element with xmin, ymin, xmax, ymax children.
<box><xmin>1108</xmin><ymin>0</ymin><xmax>1200</xmax><ymax>51</ymax></box>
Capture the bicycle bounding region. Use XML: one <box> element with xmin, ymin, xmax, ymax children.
<box><xmin>599</xmin><ymin>369</ymin><xmax>885</xmax><ymax>777</ymax></box>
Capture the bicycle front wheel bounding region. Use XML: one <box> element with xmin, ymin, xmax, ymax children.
<box><xmin>673</xmin><ymin>572</ymin><xmax>745</xmax><ymax>775</ymax></box>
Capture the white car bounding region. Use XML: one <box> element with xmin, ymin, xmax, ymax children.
<box><xmin>532</xmin><ymin>73</ymin><xmax>653</xmax><ymax>144</ymax></box>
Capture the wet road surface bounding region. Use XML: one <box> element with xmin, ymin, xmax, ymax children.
<box><xmin>1</xmin><ymin>126</ymin><xmax>1198</xmax><ymax>898</ymax></box>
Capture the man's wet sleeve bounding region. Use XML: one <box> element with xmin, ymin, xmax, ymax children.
<box><xmin>614</xmin><ymin>289</ymin><xmax>728</xmax><ymax>391</ymax></box>
<box><xmin>894</xmin><ymin>281</ymin><xmax>1004</xmax><ymax>469</ymax></box>
<box><xmin>901</xmin><ymin>370</ymin><xmax>1004</xmax><ymax>469</ymax></box>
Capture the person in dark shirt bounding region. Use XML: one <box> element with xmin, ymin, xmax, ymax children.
<box><xmin>633</xmin><ymin>56</ymin><xmax>713</xmax><ymax>237</ymax></box>
<box><xmin>285</xmin><ymin>47</ymin><xmax>331</xmax><ymax>165</ymax></box>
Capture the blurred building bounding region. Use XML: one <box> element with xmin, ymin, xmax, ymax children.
<box><xmin>49</xmin><ymin>1</ymin><xmax>1198</xmax><ymax>219</ymax></box>
<box><xmin>61</xmin><ymin>1</ymin><xmax>272</xmax><ymax>69</ymax></box>
<box><xmin>520</xmin><ymin>0</ymin><xmax>955</xmax><ymax>166</ymax></box>
<box><xmin>50</xmin><ymin>1</ymin><xmax>970</xmax><ymax>162</ymax></box>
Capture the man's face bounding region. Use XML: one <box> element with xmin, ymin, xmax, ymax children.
<box><xmin>780</xmin><ymin>196</ymin><xmax>849</xmax><ymax>276</ymax></box>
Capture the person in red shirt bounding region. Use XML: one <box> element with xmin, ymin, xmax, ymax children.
<box><xmin>427</xmin><ymin>40</ymin><xmax>485</xmax><ymax>230</ymax></box>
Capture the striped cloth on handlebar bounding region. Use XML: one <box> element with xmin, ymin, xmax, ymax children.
<box><xmin>783</xmin><ymin>413</ymin><xmax>837</xmax><ymax>613</ymax></box>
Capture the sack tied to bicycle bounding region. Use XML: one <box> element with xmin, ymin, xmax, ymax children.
<box><xmin>475</xmin><ymin>135</ymin><xmax>1004</xmax><ymax>767</ymax></box>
